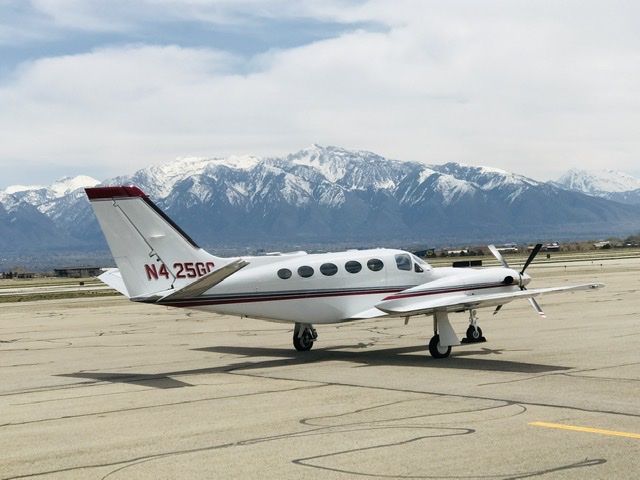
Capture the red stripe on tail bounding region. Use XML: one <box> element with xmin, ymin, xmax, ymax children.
<box><xmin>85</xmin><ymin>186</ymin><xmax>147</xmax><ymax>200</ymax></box>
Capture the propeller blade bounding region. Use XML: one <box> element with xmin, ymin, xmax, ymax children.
<box><xmin>493</xmin><ymin>305</ymin><xmax>503</xmax><ymax>315</ymax></box>
<box><xmin>488</xmin><ymin>244</ymin><xmax>509</xmax><ymax>268</ymax></box>
<box><xmin>521</xmin><ymin>243</ymin><xmax>543</xmax><ymax>274</ymax></box>
<box><xmin>528</xmin><ymin>297</ymin><xmax>546</xmax><ymax>318</ymax></box>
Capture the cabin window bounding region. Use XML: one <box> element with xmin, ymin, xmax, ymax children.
<box><xmin>367</xmin><ymin>258</ymin><xmax>384</xmax><ymax>272</ymax></box>
<box><xmin>414</xmin><ymin>264</ymin><xmax>424</xmax><ymax>273</ymax></box>
<box><xmin>395</xmin><ymin>254</ymin><xmax>412</xmax><ymax>271</ymax></box>
<box><xmin>320</xmin><ymin>263</ymin><xmax>338</xmax><ymax>276</ymax></box>
<box><xmin>277</xmin><ymin>268</ymin><xmax>292</xmax><ymax>279</ymax></box>
<box><xmin>345</xmin><ymin>260</ymin><xmax>362</xmax><ymax>273</ymax></box>
<box><xmin>298</xmin><ymin>266</ymin><xmax>314</xmax><ymax>278</ymax></box>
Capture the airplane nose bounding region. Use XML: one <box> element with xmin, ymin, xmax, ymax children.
<box><xmin>522</xmin><ymin>273</ymin><xmax>532</xmax><ymax>286</ymax></box>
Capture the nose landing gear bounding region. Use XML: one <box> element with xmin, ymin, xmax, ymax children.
<box><xmin>293</xmin><ymin>322</ymin><xmax>317</xmax><ymax>351</ymax></box>
<box><xmin>461</xmin><ymin>309</ymin><xmax>486</xmax><ymax>344</ymax></box>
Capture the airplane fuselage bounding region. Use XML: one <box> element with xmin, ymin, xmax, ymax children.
<box><xmin>158</xmin><ymin>248</ymin><xmax>524</xmax><ymax>324</ymax></box>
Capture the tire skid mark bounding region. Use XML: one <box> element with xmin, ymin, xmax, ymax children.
<box><xmin>478</xmin><ymin>361</ymin><xmax>640</xmax><ymax>387</ymax></box>
<box><xmin>0</xmin><ymin>383</ymin><xmax>325</xmax><ymax>429</ymax></box>
<box><xmin>231</xmin><ymin>369</ymin><xmax>640</xmax><ymax>419</ymax></box>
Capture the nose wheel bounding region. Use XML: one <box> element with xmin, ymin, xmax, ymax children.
<box><xmin>461</xmin><ymin>309</ymin><xmax>486</xmax><ymax>343</ymax></box>
<box><xmin>293</xmin><ymin>323</ymin><xmax>317</xmax><ymax>351</ymax></box>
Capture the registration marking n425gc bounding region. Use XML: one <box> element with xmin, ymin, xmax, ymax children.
<box><xmin>144</xmin><ymin>261</ymin><xmax>215</xmax><ymax>280</ymax></box>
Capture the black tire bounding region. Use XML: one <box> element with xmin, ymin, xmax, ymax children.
<box><xmin>428</xmin><ymin>335</ymin><xmax>451</xmax><ymax>359</ymax></box>
<box><xmin>293</xmin><ymin>330</ymin><xmax>314</xmax><ymax>351</ymax></box>
<box><xmin>465</xmin><ymin>325</ymin><xmax>483</xmax><ymax>341</ymax></box>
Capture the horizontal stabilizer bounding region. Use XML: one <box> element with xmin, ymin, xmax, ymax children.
<box><xmin>157</xmin><ymin>259</ymin><xmax>249</xmax><ymax>302</ymax></box>
<box><xmin>98</xmin><ymin>268</ymin><xmax>130</xmax><ymax>297</ymax></box>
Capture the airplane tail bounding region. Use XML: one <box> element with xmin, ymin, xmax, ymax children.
<box><xmin>86</xmin><ymin>186</ymin><xmax>245</xmax><ymax>300</ymax></box>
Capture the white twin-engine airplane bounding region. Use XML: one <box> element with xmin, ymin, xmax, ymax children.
<box><xmin>86</xmin><ymin>185</ymin><xmax>603</xmax><ymax>359</ymax></box>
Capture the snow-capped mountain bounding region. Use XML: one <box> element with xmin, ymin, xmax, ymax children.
<box><xmin>1</xmin><ymin>175</ymin><xmax>100</xmax><ymax>212</ymax></box>
<box><xmin>0</xmin><ymin>175</ymin><xmax>100</xmax><ymax>254</ymax></box>
<box><xmin>2</xmin><ymin>146</ymin><xmax>640</xmax><ymax>264</ymax></box>
<box><xmin>557</xmin><ymin>169</ymin><xmax>640</xmax><ymax>205</ymax></box>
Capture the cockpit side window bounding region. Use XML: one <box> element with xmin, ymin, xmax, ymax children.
<box><xmin>395</xmin><ymin>254</ymin><xmax>412</xmax><ymax>271</ymax></box>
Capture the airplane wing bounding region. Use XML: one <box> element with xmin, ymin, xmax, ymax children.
<box><xmin>375</xmin><ymin>283</ymin><xmax>603</xmax><ymax>316</ymax></box>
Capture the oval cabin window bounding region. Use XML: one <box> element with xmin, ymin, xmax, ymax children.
<box><xmin>367</xmin><ymin>258</ymin><xmax>384</xmax><ymax>271</ymax></box>
<box><xmin>345</xmin><ymin>261</ymin><xmax>362</xmax><ymax>274</ymax></box>
<box><xmin>320</xmin><ymin>263</ymin><xmax>338</xmax><ymax>276</ymax></box>
<box><xmin>298</xmin><ymin>266</ymin><xmax>314</xmax><ymax>278</ymax></box>
<box><xmin>277</xmin><ymin>268</ymin><xmax>292</xmax><ymax>279</ymax></box>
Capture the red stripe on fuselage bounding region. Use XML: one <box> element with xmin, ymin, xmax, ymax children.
<box><xmin>158</xmin><ymin>283</ymin><xmax>505</xmax><ymax>308</ymax></box>
<box><xmin>160</xmin><ymin>287</ymin><xmax>407</xmax><ymax>308</ymax></box>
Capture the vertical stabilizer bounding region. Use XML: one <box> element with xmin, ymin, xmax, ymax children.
<box><xmin>86</xmin><ymin>186</ymin><xmax>235</xmax><ymax>299</ymax></box>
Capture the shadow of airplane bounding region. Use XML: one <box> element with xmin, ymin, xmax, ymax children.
<box><xmin>58</xmin><ymin>343</ymin><xmax>570</xmax><ymax>389</ymax></box>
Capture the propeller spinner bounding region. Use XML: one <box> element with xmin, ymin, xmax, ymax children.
<box><xmin>489</xmin><ymin>243</ymin><xmax>545</xmax><ymax>317</ymax></box>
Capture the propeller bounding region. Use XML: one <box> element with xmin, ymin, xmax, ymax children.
<box><xmin>488</xmin><ymin>244</ymin><xmax>509</xmax><ymax>268</ymax></box>
<box><xmin>521</xmin><ymin>243</ymin><xmax>543</xmax><ymax>276</ymax></box>
<box><xmin>528</xmin><ymin>297</ymin><xmax>546</xmax><ymax>318</ymax></box>
<box><xmin>520</xmin><ymin>243</ymin><xmax>546</xmax><ymax>317</ymax></box>
<box><xmin>488</xmin><ymin>243</ymin><xmax>545</xmax><ymax>317</ymax></box>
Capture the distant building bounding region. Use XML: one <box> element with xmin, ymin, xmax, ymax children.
<box><xmin>446</xmin><ymin>249</ymin><xmax>469</xmax><ymax>256</ymax></box>
<box><xmin>496</xmin><ymin>243</ymin><xmax>518</xmax><ymax>253</ymax></box>
<box><xmin>452</xmin><ymin>260</ymin><xmax>483</xmax><ymax>268</ymax></box>
<box><xmin>1</xmin><ymin>271</ymin><xmax>35</xmax><ymax>279</ymax></box>
<box><xmin>53</xmin><ymin>267</ymin><xmax>102</xmax><ymax>278</ymax></box>
<box><xmin>544</xmin><ymin>242</ymin><xmax>560</xmax><ymax>252</ymax></box>
<box><xmin>413</xmin><ymin>248</ymin><xmax>436</xmax><ymax>258</ymax></box>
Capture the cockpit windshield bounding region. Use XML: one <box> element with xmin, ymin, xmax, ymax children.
<box><xmin>411</xmin><ymin>254</ymin><xmax>431</xmax><ymax>269</ymax></box>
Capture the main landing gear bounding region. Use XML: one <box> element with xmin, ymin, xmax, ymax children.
<box><xmin>293</xmin><ymin>322</ymin><xmax>317</xmax><ymax>351</ymax></box>
<box><xmin>461</xmin><ymin>309</ymin><xmax>486</xmax><ymax>344</ymax></box>
<box><xmin>428</xmin><ymin>311</ymin><xmax>459</xmax><ymax>359</ymax></box>
<box><xmin>428</xmin><ymin>310</ymin><xmax>487</xmax><ymax>358</ymax></box>
<box><xmin>428</xmin><ymin>335</ymin><xmax>451</xmax><ymax>359</ymax></box>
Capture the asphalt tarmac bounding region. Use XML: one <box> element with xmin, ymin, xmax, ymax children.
<box><xmin>1</xmin><ymin>258</ymin><xmax>639</xmax><ymax>479</ymax></box>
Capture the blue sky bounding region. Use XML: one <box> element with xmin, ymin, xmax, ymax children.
<box><xmin>0</xmin><ymin>2</ymin><xmax>379</xmax><ymax>75</ymax></box>
<box><xmin>1</xmin><ymin>0</ymin><xmax>639</xmax><ymax>187</ymax></box>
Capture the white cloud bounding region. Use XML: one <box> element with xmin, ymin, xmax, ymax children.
<box><xmin>1</xmin><ymin>0</ymin><xmax>639</xmax><ymax>186</ymax></box>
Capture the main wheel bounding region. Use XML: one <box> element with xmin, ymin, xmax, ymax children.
<box><xmin>428</xmin><ymin>335</ymin><xmax>451</xmax><ymax>359</ymax></box>
<box><xmin>293</xmin><ymin>330</ymin><xmax>314</xmax><ymax>351</ymax></box>
<box><xmin>465</xmin><ymin>325</ymin><xmax>483</xmax><ymax>342</ymax></box>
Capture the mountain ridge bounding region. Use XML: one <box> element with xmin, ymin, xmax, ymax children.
<box><xmin>1</xmin><ymin>146</ymin><xmax>639</xmax><ymax>269</ymax></box>
<box><xmin>556</xmin><ymin>168</ymin><xmax>640</xmax><ymax>205</ymax></box>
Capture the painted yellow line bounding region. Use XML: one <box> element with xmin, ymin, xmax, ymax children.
<box><xmin>530</xmin><ymin>421</ymin><xmax>640</xmax><ymax>440</ymax></box>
